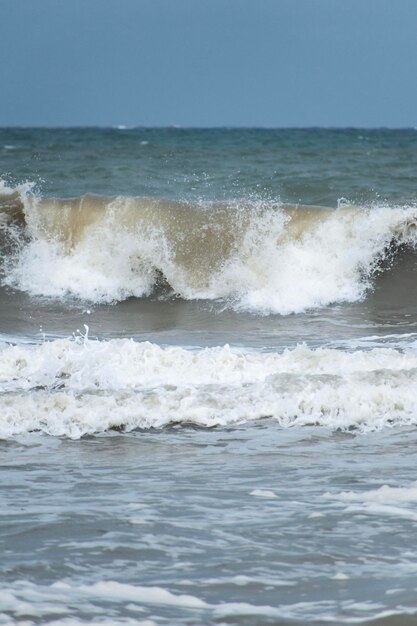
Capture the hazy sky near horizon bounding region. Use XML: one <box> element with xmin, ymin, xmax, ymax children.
<box><xmin>1</xmin><ymin>0</ymin><xmax>417</xmax><ymax>127</ymax></box>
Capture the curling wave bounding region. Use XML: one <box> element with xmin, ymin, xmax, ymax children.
<box><xmin>1</xmin><ymin>182</ymin><xmax>417</xmax><ymax>314</ymax></box>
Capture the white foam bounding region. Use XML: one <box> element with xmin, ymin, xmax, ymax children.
<box><xmin>0</xmin><ymin>579</ymin><xmax>411</xmax><ymax>624</ymax></box>
<box><xmin>250</xmin><ymin>489</ymin><xmax>278</xmax><ymax>498</ymax></box>
<box><xmin>328</xmin><ymin>482</ymin><xmax>417</xmax><ymax>521</ymax></box>
<box><xmin>3</xmin><ymin>197</ymin><xmax>158</xmax><ymax>302</ymax></box>
<box><xmin>336</xmin><ymin>482</ymin><xmax>417</xmax><ymax>503</ymax></box>
<box><xmin>224</xmin><ymin>205</ymin><xmax>417</xmax><ymax>314</ymax></box>
<box><xmin>2</xmin><ymin>337</ymin><xmax>417</xmax><ymax>438</ymax></box>
<box><xmin>207</xmin><ymin>574</ymin><xmax>295</xmax><ymax>587</ymax></box>
<box><xmin>80</xmin><ymin>581</ymin><xmax>208</xmax><ymax>609</ymax></box>
<box><xmin>0</xmin><ymin>579</ymin><xmax>323</xmax><ymax>622</ymax></box>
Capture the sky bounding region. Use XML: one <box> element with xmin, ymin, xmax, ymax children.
<box><xmin>1</xmin><ymin>0</ymin><xmax>417</xmax><ymax>128</ymax></box>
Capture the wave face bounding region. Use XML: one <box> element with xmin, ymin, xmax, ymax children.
<box><xmin>1</xmin><ymin>182</ymin><xmax>417</xmax><ymax>314</ymax></box>
<box><xmin>2</xmin><ymin>334</ymin><xmax>417</xmax><ymax>438</ymax></box>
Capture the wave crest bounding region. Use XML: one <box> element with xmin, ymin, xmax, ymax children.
<box><xmin>1</xmin><ymin>183</ymin><xmax>417</xmax><ymax>314</ymax></box>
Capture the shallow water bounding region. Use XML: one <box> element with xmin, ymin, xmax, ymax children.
<box><xmin>3</xmin><ymin>426</ymin><xmax>417</xmax><ymax>625</ymax></box>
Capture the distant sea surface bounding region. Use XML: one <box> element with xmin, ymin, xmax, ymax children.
<box><xmin>2</xmin><ymin>128</ymin><xmax>417</xmax><ymax>625</ymax></box>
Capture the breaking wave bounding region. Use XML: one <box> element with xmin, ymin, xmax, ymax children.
<box><xmin>1</xmin><ymin>181</ymin><xmax>417</xmax><ymax>314</ymax></box>
<box><xmin>2</xmin><ymin>333</ymin><xmax>417</xmax><ymax>438</ymax></box>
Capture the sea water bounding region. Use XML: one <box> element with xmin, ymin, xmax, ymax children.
<box><xmin>2</xmin><ymin>128</ymin><xmax>417</xmax><ymax>624</ymax></box>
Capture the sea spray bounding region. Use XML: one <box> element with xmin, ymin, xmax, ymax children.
<box><xmin>2</xmin><ymin>184</ymin><xmax>417</xmax><ymax>313</ymax></box>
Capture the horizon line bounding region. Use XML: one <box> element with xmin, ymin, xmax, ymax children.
<box><xmin>0</xmin><ymin>125</ymin><xmax>416</xmax><ymax>131</ymax></box>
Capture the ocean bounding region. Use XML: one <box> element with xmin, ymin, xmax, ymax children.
<box><xmin>1</xmin><ymin>127</ymin><xmax>417</xmax><ymax>625</ymax></box>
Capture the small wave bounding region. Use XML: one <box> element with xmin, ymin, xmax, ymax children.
<box><xmin>1</xmin><ymin>182</ymin><xmax>417</xmax><ymax>313</ymax></box>
<box><xmin>0</xmin><ymin>578</ymin><xmax>375</xmax><ymax>624</ymax></box>
<box><xmin>1</xmin><ymin>336</ymin><xmax>417</xmax><ymax>438</ymax></box>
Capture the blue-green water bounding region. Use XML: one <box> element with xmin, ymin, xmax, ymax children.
<box><xmin>2</xmin><ymin>128</ymin><xmax>417</xmax><ymax>625</ymax></box>
<box><xmin>2</xmin><ymin>127</ymin><xmax>417</xmax><ymax>204</ymax></box>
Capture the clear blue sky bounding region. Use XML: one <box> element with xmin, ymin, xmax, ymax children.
<box><xmin>1</xmin><ymin>0</ymin><xmax>416</xmax><ymax>127</ymax></box>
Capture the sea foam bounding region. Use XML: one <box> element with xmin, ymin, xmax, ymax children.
<box><xmin>0</xmin><ymin>578</ymin><xmax>408</xmax><ymax>624</ymax></box>
<box><xmin>2</xmin><ymin>336</ymin><xmax>417</xmax><ymax>438</ymax></box>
